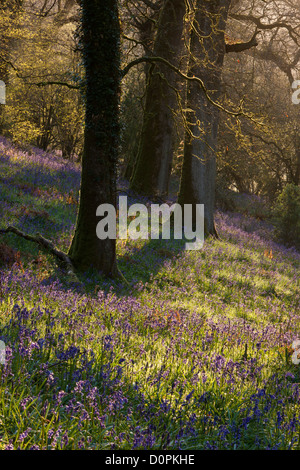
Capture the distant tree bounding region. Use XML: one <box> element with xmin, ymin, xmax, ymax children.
<box><xmin>273</xmin><ymin>183</ymin><xmax>300</xmax><ymax>249</ymax></box>
<box><xmin>129</xmin><ymin>0</ymin><xmax>186</xmax><ymax>197</ymax></box>
<box><xmin>178</xmin><ymin>0</ymin><xmax>232</xmax><ymax>237</ymax></box>
<box><xmin>121</xmin><ymin>0</ymin><xmax>161</xmax><ymax>181</ymax></box>
<box><xmin>0</xmin><ymin>0</ymin><xmax>122</xmax><ymax>280</ymax></box>
<box><xmin>217</xmin><ymin>0</ymin><xmax>300</xmax><ymax>203</ymax></box>
<box><xmin>0</xmin><ymin>0</ymin><xmax>23</xmax><ymax>132</ymax></box>
<box><xmin>178</xmin><ymin>0</ymin><xmax>300</xmax><ymax>234</ymax></box>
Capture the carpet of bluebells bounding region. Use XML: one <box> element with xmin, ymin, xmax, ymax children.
<box><xmin>0</xmin><ymin>136</ymin><xmax>299</xmax><ymax>450</ymax></box>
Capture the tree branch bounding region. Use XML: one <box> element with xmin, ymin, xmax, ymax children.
<box><xmin>0</xmin><ymin>226</ymin><xmax>76</xmax><ymax>274</ymax></box>
<box><xmin>230</xmin><ymin>13</ymin><xmax>299</xmax><ymax>44</ymax></box>
<box><xmin>251</xmin><ymin>48</ymin><xmax>295</xmax><ymax>84</ymax></box>
<box><xmin>225</xmin><ymin>30</ymin><xmax>260</xmax><ymax>53</ymax></box>
<box><xmin>121</xmin><ymin>55</ymin><xmax>255</xmax><ymax>119</ymax></box>
<box><xmin>140</xmin><ymin>0</ymin><xmax>161</xmax><ymax>11</ymax></box>
<box><xmin>34</xmin><ymin>80</ymin><xmax>81</xmax><ymax>89</ymax></box>
<box><xmin>0</xmin><ymin>53</ymin><xmax>81</xmax><ymax>89</ymax></box>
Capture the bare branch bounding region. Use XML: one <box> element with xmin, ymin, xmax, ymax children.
<box><xmin>0</xmin><ymin>226</ymin><xmax>73</xmax><ymax>268</ymax></box>
<box><xmin>225</xmin><ymin>30</ymin><xmax>260</xmax><ymax>53</ymax></box>
<box><xmin>0</xmin><ymin>54</ymin><xmax>81</xmax><ymax>89</ymax></box>
<box><xmin>252</xmin><ymin>48</ymin><xmax>295</xmax><ymax>84</ymax></box>
<box><xmin>121</xmin><ymin>55</ymin><xmax>255</xmax><ymax>119</ymax></box>
<box><xmin>230</xmin><ymin>13</ymin><xmax>299</xmax><ymax>44</ymax></box>
<box><xmin>33</xmin><ymin>80</ymin><xmax>81</xmax><ymax>89</ymax></box>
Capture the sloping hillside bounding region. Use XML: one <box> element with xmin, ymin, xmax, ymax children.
<box><xmin>0</xmin><ymin>138</ymin><xmax>299</xmax><ymax>450</ymax></box>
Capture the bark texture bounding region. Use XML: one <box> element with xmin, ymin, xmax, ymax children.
<box><xmin>130</xmin><ymin>0</ymin><xmax>186</xmax><ymax>198</ymax></box>
<box><xmin>68</xmin><ymin>0</ymin><xmax>120</xmax><ymax>276</ymax></box>
<box><xmin>178</xmin><ymin>0</ymin><xmax>231</xmax><ymax>236</ymax></box>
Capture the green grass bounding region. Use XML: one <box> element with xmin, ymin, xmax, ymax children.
<box><xmin>0</xmin><ymin>138</ymin><xmax>299</xmax><ymax>450</ymax></box>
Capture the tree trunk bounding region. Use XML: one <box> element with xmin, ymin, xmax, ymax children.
<box><xmin>130</xmin><ymin>0</ymin><xmax>186</xmax><ymax>198</ymax></box>
<box><xmin>122</xmin><ymin>5</ymin><xmax>160</xmax><ymax>181</ymax></box>
<box><xmin>178</xmin><ymin>0</ymin><xmax>231</xmax><ymax>237</ymax></box>
<box><xmin>68</xmin><ymin>0</ymin><xmax>120</xmax><ymax>277</ymax></box>
<box><xmin>293</xmin><ymin>135</ymin><xmax>300</xmax><ymax>186</ymax></box>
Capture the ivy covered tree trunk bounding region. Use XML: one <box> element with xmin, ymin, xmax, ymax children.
<box><xmin>68</xmin><ymin>0</ymin><xmax>120</xmax><ymax>276</ymax></box>
<box><xmin>130</xmin><ymin>0</ymin><xmax>186</xmax><ymax>198</ymax></box>
<box><xmin>178</xmin><ymin>0</ymin><xmax>231</xmax><ymax>236</ymax></box>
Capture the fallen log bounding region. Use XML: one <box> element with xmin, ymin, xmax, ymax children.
<box><xmin>0</xmin><ymin>225</ymin><xmax>77</xmax><ymax>280</ymax></box>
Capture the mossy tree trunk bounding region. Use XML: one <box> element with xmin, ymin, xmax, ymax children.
<box><xmin>130</xmin><ymin>0</ymin><xmax>186</xmax><ymax>198</ymax></box>
<box><xmin>178</xmin><ymin>0</ymin><xmax>231</xmax><ymax>237</ymax></box>
<box><xmin>68</xmin><ymin>0</ymin><xmax>120</xmax><ymax>277</ymax></box>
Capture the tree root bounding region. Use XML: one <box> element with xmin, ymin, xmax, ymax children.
<box><xmin>111</xmin><ymin>263</ymin><xmax>130</xmax><ymax>287</ymax></box>
<box><xmin>212</xmin><ymin>223</ymin><xmax>220</xmax><ymax>240</ymax></box>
